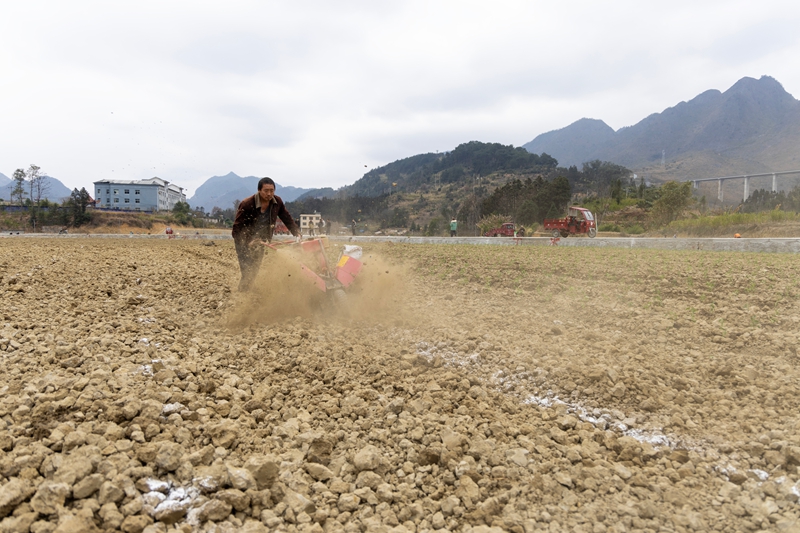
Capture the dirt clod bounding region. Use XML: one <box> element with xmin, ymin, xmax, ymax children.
<box><xmin>2</xmin><ymin>238</ymin><xmax>800</xmax><ymax>532</ymax></box>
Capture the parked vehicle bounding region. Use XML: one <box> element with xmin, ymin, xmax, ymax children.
<box><xmin>483</xmin><ymin>222</ymin><xmax>516</xmax><ymax>237</ymax></box>
<box><xmin>543</xmin><ymin>206</ymin><xmax>597</xmax><ymax>238</ymax></box>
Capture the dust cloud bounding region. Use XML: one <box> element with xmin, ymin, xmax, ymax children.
<box><xmin>225</xmin><ymin>242</ymin><xmax>415</xmax><ymax>330</ymax></box>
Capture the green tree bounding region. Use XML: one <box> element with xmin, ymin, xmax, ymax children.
<box><xmin>25</xmin><ymin>165</ymin><xmax>48</xmax><ymax>231</ymax></box>
<box><xmin>173</xmin><ymin>201</ymin><xmax>191</xmax><ymax>215</ymax></box>
<box><xmin>67</xmin><ymin>188</ymin><xmax>92</xmax><ymax>226</ymax></box>
<box><xmin>481</xmin><ymin>175</ymin><xmax>571</xmax><ymax>225</ymax></box>
<box><xmin>580</xmin><ymin>160</ymin><xmax>629</xmax><ymax>197</ymax></box>
<box><xmin>389</xmin><ymin>207</ymin><xmax>409</xmax><ymax>228</ymax></box>
<box><xmin>545</xmin><ymin>176</ymin><xmax>572</xmax><ymax>218</ymax></box>
<box><xmin>425</xmin><ymin>218</ymin><xmax>443</xmax><ymax>236</ymax></box>
<box><xmin>11</xmin><ymin>169</ymin><xmax>26</xmax><ymax>205</ymax></box>
<box><xmin>611</xmin><ymin>178</ymin><xmax>623</xmax><ymax>205</ymax></box>
<box><xmin>27</xmin><ymin>165</ymin><xmax>47</xmax><ymax>206</ymax></box>
<box><xmin>651</xmin><ymin>181</ymin><xmax>692</xmax><ymax>225</ymax></box>
<box><xmin>172</xmin><ymin>201</ymin><xmax>192</xmax><ymax>225</ymax></box>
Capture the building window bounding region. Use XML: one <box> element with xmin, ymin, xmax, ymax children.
<box><xmin>113</xmin><ymin>189</ymin><xmax>119</xmax><ymax>195</ymax></box>
<box><xmin>114</xmin><ymin>198</ymin><xmax>119</xmax><ymax>203</ymax></box>
<box><xmin>135</xmin><ymin>189</ymin><xmax>140</xmax><ymax>195</ymax></box>
<box><xmin>124</xmin><ymin>198</ymin><xmax>130</xmax><ymax>203</ymax></box>
<box><xmin>135</xmin><ymin>198</ymin><xmax>140</xmax><ymax>204</ymax></box>
<box><xmin>106</xmin><ymin>198</ymin><xmax>110</xmax><ymax>204</ymax></box>
<box><xmin>97</xmin><ymin>189</ymin><xmax>101</xmax><ymax>196</ymax></box>
<box><xmin>124</xmin><ymin>189</ymin><xmax>129</xmax><ymax>194</ymax></box>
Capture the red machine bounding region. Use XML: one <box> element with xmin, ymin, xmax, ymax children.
<box><xmin>268</xmin><ymin>238</ymin><xmax>363</xmax><ymax>305</ymax></box>
<box><xmin>484</xmin><ymin>223</ymin><xmax>516</xmax><ymax>237</ymax></box>
<box><xmin>543</xmin><ymin>206</ymin><xmax>597</xmax><ymax>238</ymax></box>
<box><xmin>274</xmin><ymin>220</ymin><xmax>289</xmax><ymax>235</ymax></box>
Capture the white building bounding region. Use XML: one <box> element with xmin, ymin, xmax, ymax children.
<box><xmin>93</xmin><ymin>177</ymin><xmax>186</xmax><ymax>212</ymax></box>
<box><xmin>300</xmin><ymin>213</ymin><xmax>322</xmax><ymax>233</ymax></box>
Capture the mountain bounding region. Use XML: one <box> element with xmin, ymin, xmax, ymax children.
<box><xmin>188</xmin><ymin>172</ymin><xmax>313</xmax><ymax>212</ymax></box>
<box><xmin>295</xmin><ymin>188</ymin><xmax>336</xmax><ymax>201</ymax></box>
<box><xmin>0</xmin><ymin>173</ymin><xmax>9</xmax><ymax>187</ymax></box>
<box><xmin>0</xmin><ymin>175</ymin><xmax>73</xmax><ymax>203</ymax></box>
<box><xmin>523</xmin><ymin>119</ymin><xmax>616</xmax><ymax>170</ymax></box>
<box><xmin>337</xmin><ymin>142</ymin><xmax>558</xmax><ymax>198</ymax></box>
<box><xmin>523</xmin><ymin>76</ymin><xmax>800</xmax><ymax>181</ymax></box>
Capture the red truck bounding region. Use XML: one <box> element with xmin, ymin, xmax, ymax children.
<box><xmin>543</xmin><ymin>206</ymin><xmax>597</xmax><ymax>238</ymax></box>
<box><xmin>483</xmin><ymin>223</ymin><xmax>517</xmax><ymax>237</ymax></box>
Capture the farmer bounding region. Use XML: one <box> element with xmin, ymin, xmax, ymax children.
<box><xmin>351</xmin><ymin>219</ymin><xmax>357</xmax><ymax>236</ymax></box>
<box><xmin>450</xmin><ymin>218</ymin><xmax>457</xmax><ymax>237</ymax></box>
<box><xmin>231</xmin><ymin>177</ymin><xmax>301</xmax><ymax>291</ymax></box>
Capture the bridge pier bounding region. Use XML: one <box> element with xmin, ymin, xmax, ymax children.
<box><xmin>691</xmin><ymin>170</ymin><xmax>800</xmax><ymax>204</ymax></box>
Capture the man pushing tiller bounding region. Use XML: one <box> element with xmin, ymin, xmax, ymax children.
<box><xmin>231</xmin><ymin>177</ymin><xmax>301</xmax><ymax>291</ymax></box>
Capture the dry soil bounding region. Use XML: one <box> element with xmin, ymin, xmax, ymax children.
<box><xmin>1</xmin><ymin>238</ymin><xmax>800</xmax><ymax>533</ymax></box>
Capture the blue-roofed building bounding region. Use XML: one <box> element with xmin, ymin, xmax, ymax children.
<box><xmin>93</xmin><ymin>177</ymin><xmax>186</xmax><ymax>212</ymax></box>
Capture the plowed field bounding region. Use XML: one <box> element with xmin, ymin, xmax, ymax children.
<box><xmin>1</xmin><ymin>238</ymin><xmax>799</xmax><ymax>533</ymax></box>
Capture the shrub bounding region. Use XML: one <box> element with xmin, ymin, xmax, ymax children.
<box><xmin>599</xmin><ymin>223</ymin><xmax>620</xmax><ymax>232</ymax></box>
<box><xmin>623</xmin><ymin>224</ymin><xmax>645</xmax><ymax>235</ymax></box>
<box><xmin>425</xmin><ymin>218</ymin><xmax>443</xmax><ymax>236</ymax></box>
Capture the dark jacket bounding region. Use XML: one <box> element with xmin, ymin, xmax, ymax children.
<box><xmin>231</xmin><ymin>194</ymin><xmax>300</xmax><ymax>245</ymax></box>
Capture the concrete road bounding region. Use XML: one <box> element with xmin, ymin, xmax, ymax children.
<box><xmin>5</xmin><ymin>232</ymin><xmax>800</xmax><ymax>253</ymax></box>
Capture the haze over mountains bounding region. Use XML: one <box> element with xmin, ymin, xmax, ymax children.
<box><xmin>0</xmin><ymin>175</ymin><xmax>73</xmax><ymax>203</ymax></box>
<box><xmin>5</xmin><ymin>76</ymin><xmax>796</xmax><ymax>209</ymax></box>
<box><xmin>276</xmin><ymin>75</ymin><xmax>800</xmax><ymax>201</ymax></box>
<box><xmin>187</xmin><ymin>172</ymin><xmax>311</xmax><ymax>212</ymax></box>
<box><xmin>523</xmin><ymin>76</ymin><xmax>800</xmax><ymax>182</ymax></box>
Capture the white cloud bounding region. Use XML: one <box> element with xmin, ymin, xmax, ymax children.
<box><xmin>1</xmin><ymin>0</ymin><xmax>799</xmax><ymax>196</ymax></box>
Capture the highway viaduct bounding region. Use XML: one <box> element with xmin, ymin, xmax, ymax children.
<box><xmin>691</xmin><ymin>170</ymin><xmax>800</xmax><ymax>202</ymax></box>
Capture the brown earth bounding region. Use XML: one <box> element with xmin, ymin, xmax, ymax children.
<box><xmin>673</xmin><ymin>223</ymin><xmax>800</xmax><ymax>239</ymax></box>
<box><xmin>1</xmin><ymin>238</ymin><xmax>800</xmax><ymax>533</ymax></box>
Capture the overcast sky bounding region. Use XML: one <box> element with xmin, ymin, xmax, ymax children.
<box><xmin>2</xmin><ymin>0</ymin><xmax>799</xmax><ymax>196</ymax></box>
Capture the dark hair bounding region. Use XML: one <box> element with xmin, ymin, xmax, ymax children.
<box><xmin>258</xmin><ymin>177</ymin><xmax>275</xmax><ymax>190</ymax></box>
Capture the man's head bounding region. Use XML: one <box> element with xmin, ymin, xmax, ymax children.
<box><xmin>258</xmin><ymin>177</ymin><xmax>276</xmax><ymax>203</ymax></box>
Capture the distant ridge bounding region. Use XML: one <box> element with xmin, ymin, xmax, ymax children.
<box><xmin>294</xmin><ymin>188</ymin><xmax>336</xmax><ymax>201</ymax></box>
<box><xmin>188</xmin><ymin>172</ymin><xmax>312</xmax><ymax>211</ymax></box>
<box><xmin>523</xmin><ymin>76</ymin><xmax>800</xmax><ymax>181</ymax></box>
<box><xmin>0</xmin><ymin>175</ymin><xmax>72</xmax><ymax>203</ymax></box>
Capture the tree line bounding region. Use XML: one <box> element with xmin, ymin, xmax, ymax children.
<box><xmin>8</xmin><ymin>165</ymin><xmax>48</xmax><ymax>207</ymax></box>
<box><xmin>285</xmin><ymin>195</ymin><xmax>391</xmax><ymax>225</ymax></box>
<box><xmin>2</xmin><ymin>164</ymin><xmax>106</xmax><ymax>229</ymax></box>
<box><xmin>478</xmin><ymin>175</ymin><xmax>571</xmax><ymax>226</ymax></box>
<box><xmin>739</xmin><ymin>187</ymin><xmax>800</xmax><ymax>213</ymax></box>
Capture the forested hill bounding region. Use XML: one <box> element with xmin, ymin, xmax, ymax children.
<box><xmin>338</xmin><ymin>141</ymin><xmax>558</xmax><ymax>198</ymax></box>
